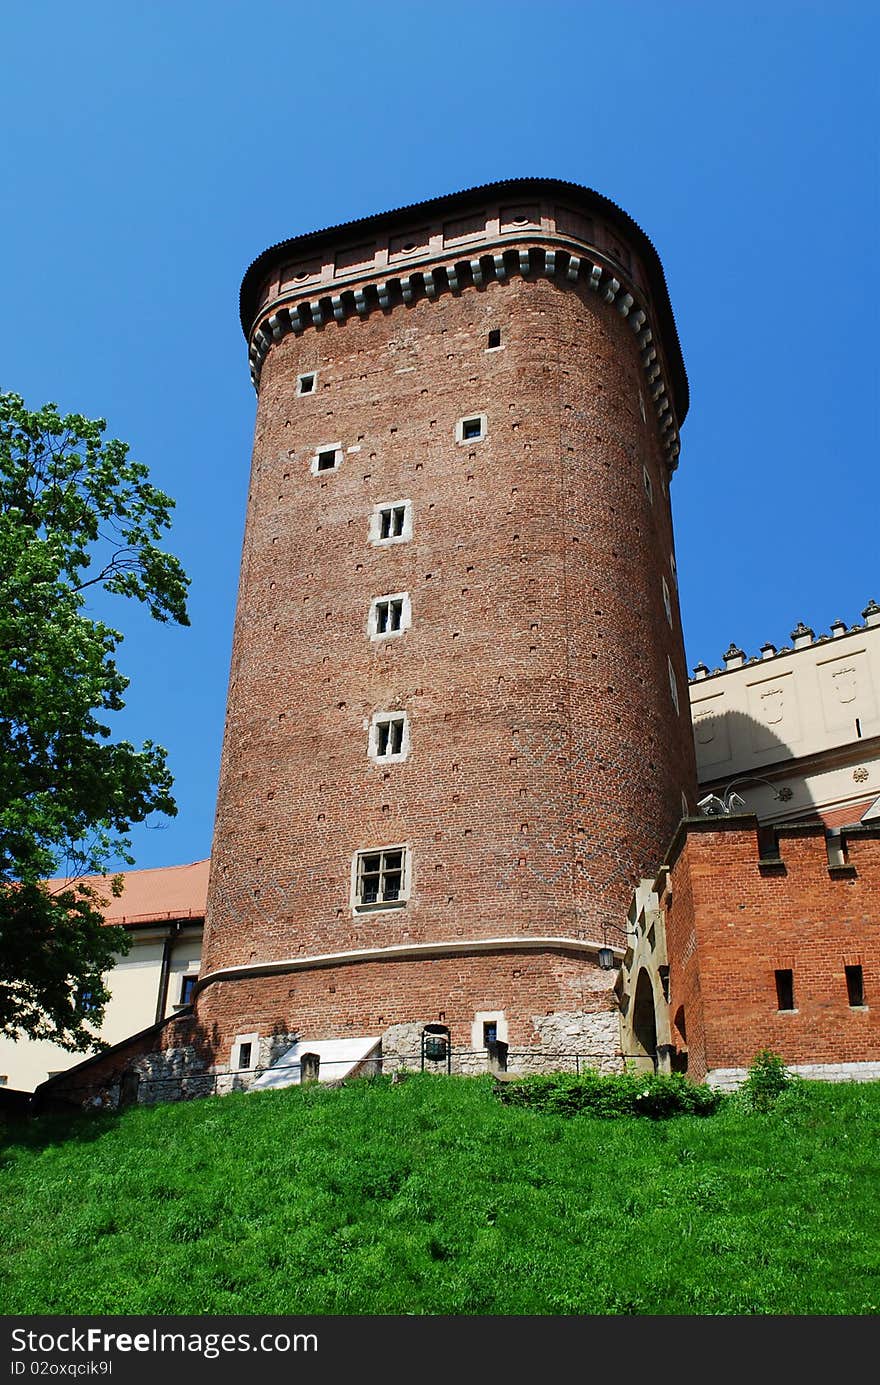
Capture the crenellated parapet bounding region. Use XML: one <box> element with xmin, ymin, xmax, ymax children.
<box><xmin>692</xmin><ymin>601</ymin><xmax>880</xmax><ymax>682</ymax></box>
<box><xmin>239</xmin><ymin>178</ymin><xmax>688</xmax><ymax>471</ymax></box>
<box><xmin>689</xmin><ymin>603</ymin><xmax>880</xmax><ymax>825</ymax></box>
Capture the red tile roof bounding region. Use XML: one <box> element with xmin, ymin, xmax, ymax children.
<box><xmin>817</xmin><ymin>800</ymin><xmax>876</xmax><ymax>830</ymax></box>
<box><xmin>46</xmin><ymin>859</ymin><xmax>209</xmax><ymax>926</ymax></box>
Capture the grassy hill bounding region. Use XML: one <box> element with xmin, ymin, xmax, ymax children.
<box><xmin>2</xmin><ymin>1073</ymin><xmax>878</xmax><ymax>1315</ymax></box>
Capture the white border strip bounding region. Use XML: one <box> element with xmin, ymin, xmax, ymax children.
<box><xmin>198</xmin><ymin>934</ymin><xmax>620</xmax><ymax>993</ymax></box>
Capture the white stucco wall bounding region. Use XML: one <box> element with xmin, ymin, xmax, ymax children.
<box><xmin>0</xmin><ymin>927</ymin><xmax>202</xmax><ymax>1093</ymax></box>
<box><xmin>689</xmin><ymin>615</ymin><xmax>880</xmax><ymax>822</ymax></box>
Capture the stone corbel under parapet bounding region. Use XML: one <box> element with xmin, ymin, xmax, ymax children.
<box><xmin>246</xmin><ymin>241</ymin><xmax>682</xmax><ymax>470</ymax></box>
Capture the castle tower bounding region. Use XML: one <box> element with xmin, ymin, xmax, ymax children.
<box><xmin>198</xmin><ymin>179</ymin><xmax>695</xmax><ymax>1071</ymax></box>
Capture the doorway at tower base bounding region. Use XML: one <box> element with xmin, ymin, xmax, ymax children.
<box><xmin>252</xmin><ymin>1036</ymin><xmax>382</xmax><ymax>1089</ymax></box>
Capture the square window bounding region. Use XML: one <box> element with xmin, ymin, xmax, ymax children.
<box><xmin>487</xmin><ymin>328</ymin><xmax>501</xmax><ymax>349</ymax></box>
<box><xmin>368</xmin><ymin>592</ymin><xmax>411</xmax><ymax>640</ymax></box>
<box><xmin>352</xmin><ymin>845</ymin><xmax>409</xmax><ymax>912</ymax></box>
<box><xmin>456</xmin><ymin>413</ymin><xmax>487</xmax><ymax>444</ymax></box>
<box><xmin>238</xmin><ymin>1042</ymin><xmax>252</xmax><ymax>1070</ymax></box>
<box><xmin>310</xmin><ymin>442</ymin><xmax>342</xmax><ymax>476</ymax></box>
<box><xmin>370</xmin><ymin>500</ymin><xmax>413</xmax><ymax>546</ymax></box>
<box><xmin>297</xmin><ymin>372</ymin><xmax>317</xmax><ymax>396</ymax></box>
<box><xmin>179</xmin><ymin>974</ymin><xmax>198</xmax><ymax>1005</ymax></box>
<box><xmin>369</xmin><ymin>711</ymin><xmax>410</xmax><ymax>763</ymax></box>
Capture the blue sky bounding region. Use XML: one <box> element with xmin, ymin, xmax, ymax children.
<box><xmin>1</xmin><ymin>2</ymin><xmax>877</xmax><ymax>871</ymax></box>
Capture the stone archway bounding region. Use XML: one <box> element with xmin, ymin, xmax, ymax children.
<box><xmin>630</xmin><ymin>969</ymin><xmax>658</xmax><ymax>1072</ymax></box>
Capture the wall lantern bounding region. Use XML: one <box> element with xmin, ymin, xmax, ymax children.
<box><xmin>598</xmin><ymin>946</ymin><xmax>616</xmax><ymax>971</ymax></box>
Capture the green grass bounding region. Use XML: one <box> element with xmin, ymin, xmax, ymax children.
<box><xmin>2</xmin><ymin>1074</ymin><xmax>879</xmax><ymax>1314</ymax></box>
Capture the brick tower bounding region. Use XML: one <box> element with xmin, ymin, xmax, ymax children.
<box><xmin>198</xmin><ymin>178</ymin><xmax>695</xmax><ymax>1074</ymax></box>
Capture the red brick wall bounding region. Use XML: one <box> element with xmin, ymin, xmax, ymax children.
<box><xmin>665</xmin><ymin>822</ymin><xmax>880</xmax><ymax>1073</ymax></box>
<box><xmin>201</xmin><ymin>233</ymin><xmax>695</xmax><ymax>1056</ymax></box>
<box><xmin>196</xmin><ymin>949</ymin><xmax>614</xmax><ymax>1056</ymax></box>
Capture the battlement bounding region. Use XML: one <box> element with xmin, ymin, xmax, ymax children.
<box><xmin>620</xmin><ymin>814</ymin><xmax>880</xmax><ymax>1083</ymax></box>
<box><xmin>667</xmin><ymin>813</ymin><xmax>880</xmax><ymax>876</ymax></box>
<box><xmin>691</xmin><ymin>600</ymin><xmax>880</xmax><ymax>682</ymax></box>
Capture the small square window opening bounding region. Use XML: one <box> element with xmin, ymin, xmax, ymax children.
<box><xmin>845</xmin><ymin>964</ymin><xmax>865</xmax><ymax>1007</ymax></box>
<box><xmin>456</xmin><ymin>413</ymin><xmax>487</xmax><ymax>444</ymax></box>
<box><xmin>238</xmin><ymin>1042</ymin><xmax>252</xmax><ymax>1070</ymax></box>
<box><xmin>487</xmin><ymin>328</ymin><xmax>501</xmax><ymax>349</ymax></box>
<box><xmin>369</xmin><ymin>500</ymin><xmax>413</xmax><ymax>547</ymax></box>
<box><xmin>369</xmin><ymin>711</ymin><xmax>410</xmax><ymax>764</ymax></box>
<box><xmin>297</xmin><ymin>372</ymin><xmax>317</xmax><ymax>396</ymax></box>
<box><xmin>369</xmin><ymin>592</ymin><xmax>411</xmax><ymax>640</ymax></box>
<box><xmin>310</xmin><ymin>443</ymin><xmax>342</xmax><ymax>476</ymax></box>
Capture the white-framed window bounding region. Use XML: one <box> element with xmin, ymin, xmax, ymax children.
<box><xmin>368</xmin><ymin>711</ymin><xmax>410</xmax><ymax>763</ymax></box>
<box><xmin>297</xmin><ymin>371</ymin><xmax>317</xmax><ymax>396</ymax></box>
<box><xmin>368</xmin><ymin>591</ymin><xmax>411</xmax><ymax>641</ymax></box>
<box><xmin>668</xmin><ymin>656</ymin><xmax>680</xmax><ymax>714</ymax></box>
<box><xmin>310</xmin><ymin>442</ymin><xmax>343</xmax><ymax>476</ymax></box>
<box><xmin>369</xmin><ymin>499</ymin><xmax>413</xmax><ymax>547</ymax></box>
<box><xmin>351</xmin><ymin>844</ymin><xmax>410</xmax><ymax>913</ymax></box>
<box><xmin>643</xmin><ymin>466</ymin><xmax>653</xmax><ymax>503</ymax></box>
<box><xmin>455</xmin><ymin>413</ymin><xmax>487</xmax><ymax>444</ymax></box>
<box><xmin>471</xmin><ymin>1011</ymin><xmax>508</xmax><ymax>1050</ymax></box>
<box><xmin>486</xmin><ymin>328</ymin><xmax>502</xmax><ymax>351</ymax></box>
<box><xmin>662</xmin><ymin>575</ymin><xmax>672</xmax><ymax>625</ymax></box>
<box><xmin>232</xmin><ymin>1032</ymin><xmax>259</xmax><ymax>1072</ymax></box>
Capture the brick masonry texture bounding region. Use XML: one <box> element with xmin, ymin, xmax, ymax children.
<box><xmin>199</xmin><ymin>254</ymin><xmax>696</xmax><ymax>1055</ymax></box>
<box><xmin>196</xmin><ymin>950</ymin><xmax>616</xmax><ymax>1054</ymax></box>
<box><xmin>663</xmin><ymin>822</ymin><xmax>880</xmax><ymax>1077</ymax></box>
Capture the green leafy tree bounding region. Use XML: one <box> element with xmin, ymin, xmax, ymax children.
<box><xmin>0</xmin><ymin>392</ymin><xmax>189</xmax><ymax>1050</ymax></box>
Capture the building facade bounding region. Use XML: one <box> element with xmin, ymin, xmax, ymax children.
<box><xmin>618</xmin><ymin>606</ymin><xmax>880</xmax><ymax>1086</ymax></box>
<box><xmin>195</xmin><ymin>177</ymin><xmax>694</xmax><ymax>1074</ymax></box>
<box><xmin>24</xmin><ymin>181</ymin><xmax>878</xmax><ymax>1108</ymax></box>
<box><xmin>0</xmin><ymin>861</ymin><xmax>206</xmax><ymax>1092</ymax></box>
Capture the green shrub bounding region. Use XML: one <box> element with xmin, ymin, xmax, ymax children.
<box><xmin>494</xmin><ymin>1069</ymin><xmax>722</xmax><ymax>1119</ymax></box>
<box><xmin>738</xmin><ymin>1049</ymin><xmax>796</xmax><ymax>1111</ymax></box>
